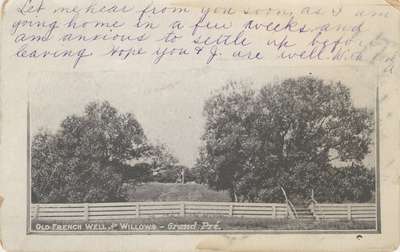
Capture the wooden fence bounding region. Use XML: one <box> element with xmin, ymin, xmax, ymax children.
<box><xmin>31</xmin><ymin>202</ymin><xmax>377</xmax><ymax>222</ymax></box>
<box><xmin>30</xmin><ymin>201</ymin><xmax>288</xmax><ymax>221</ymax></box>
<box><xmin>311</xmin><ymin>203</ymin><xmax>377</xmax><ymax>222</ymax></box>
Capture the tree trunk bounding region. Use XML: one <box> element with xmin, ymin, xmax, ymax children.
<box><xmin>229</xmin><ymin>187</ymin><xmax>239</xmax><ymax>202</ymax></box>
<box><xmin>234</xmin><ymin>191</ymin><xmax>238</xmax><ymax>202</ymax></box>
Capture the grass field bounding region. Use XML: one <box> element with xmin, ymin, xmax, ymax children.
<box><xmin>31</xmin><ymin>216</ymin><xmax>376</xmax><ymax>232</ymax></box>
<box><xmin>125</xmin><ymin>182</ymin><xmax>231</xmax><ymax>202</ymax></box>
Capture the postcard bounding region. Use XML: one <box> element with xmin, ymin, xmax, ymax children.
<box><xmin>0</xmin><ymin>0</ymin><xmax>399</xmax><ymax>251</ymax></box>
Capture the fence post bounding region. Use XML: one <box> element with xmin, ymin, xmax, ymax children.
<box><xmin>84</xmin><ymin>203</ymin><xmax>89</xmax><ymax>221</ymax></box>
<box><xmin>33</xmin><ymin>205</ymin><xmax>39</xmax><ymax>220</ymax></box>
<box><xmin>136</xmin><ymin>203</ymin><xmax>140</xmax><ymax>217</ymax></box>
<box><xmin>285</xmin><ymin>203</ymin><xmax>289</xmax><ymax>218</ymax></box>
<box><xmin>229</xmin><ymin>204</ymin><xmax>233</xmax><ymax>216</ymax></box>
<box><xmin>347</xmin><ymin>205</ymin><xmax>352</xmax><ymax>221</ymax></box>
<box><xmin>180</xmin><ymin>202</ymin><xmax>185</xmax><ymax>216</ymax></box>
<box><xmin>311</xmin><ymin>203</ymin><xmax>320</xmax><ymax>221</ymax></box>
<box><xmin>272</xmin><ymin>205</ymin><xmax>276</xmax><ymax>218</ymax></box>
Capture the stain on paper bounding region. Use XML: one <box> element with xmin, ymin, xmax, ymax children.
<box><xmin>0</xmin><ymin>0</ymin><xmax>11</xmax><ymax>19</ymax></box>
<box><xmin>0</xmin><ymin>195</ymin><xmax>4</xmax><ymax>252</ymax></box>
<box><xmin>196</xmin><ymin>236</ymin><xmax>233</xmax><ymax>252</ymax></box>
<box><xmin>385</xmin><ymin>0</ymin><xmax>400</xmax><ymax>11</ymax></box>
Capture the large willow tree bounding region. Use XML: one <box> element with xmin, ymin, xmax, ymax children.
<box><xmin>31</xmin><ymin>101</ymin><xmax>149</xmax><ymax>203</ymax></box>
<box><xmin>195</xmin><ymin>77</ymin><xmax>375</xmax><ymax>203</ymax></box>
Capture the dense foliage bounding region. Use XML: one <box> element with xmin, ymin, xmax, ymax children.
<box><xmin>194</xmin><ymin>77</ymin><xmax>375</xmax><ymax>203</ymax></box>
<box><xmin>31</xmin><ymin>101</ymin><xmax>181</xmax><ymax>203</ymax></box>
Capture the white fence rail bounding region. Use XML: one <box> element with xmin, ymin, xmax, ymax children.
<box><xmin>311</xmin><ymin>203</ymin><xmax>377</xmax><ymax>222</ymax></box>
<box><xmin>31</xmin><ymin>202</ymin><xmax>288</xmax><ymax>221</ymax></box>
<box><xmin>31</xmin><ymin>202</ymin><xmax>377</xmax><ymax>222</ymax></box>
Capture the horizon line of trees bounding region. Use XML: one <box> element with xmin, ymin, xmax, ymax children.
<box><xmin>32</xmin><ymin>76</ymin><xmax>375</xmax><ymax>204</ymax></box>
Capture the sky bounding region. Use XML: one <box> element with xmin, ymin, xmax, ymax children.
<box><xmin>30</xmin><ymin>66</ymin><xmax>377</xmax><ymax>167</ymax></box>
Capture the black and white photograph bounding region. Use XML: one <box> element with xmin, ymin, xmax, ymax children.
<box><xmin>28</xmin><ymin>67</ymin><xmax>379</xmax><ymax>233</ymax></box>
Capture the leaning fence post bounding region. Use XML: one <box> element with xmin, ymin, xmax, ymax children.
<box><xmin>347</xmin><ymin>205</ymin><xmax>352</xmax><ymax>221</ymax></box>
<box><xmin>229</xmin><ymin>204</ymin><xmax>233</xmax><ymax>216</ymax></box>
<box><xmin>84</xmin><ymin>203</ymin><xmax>89</xmax><ymax>221</ymax></box>
<box><xmin>180</xmin><ymin>202</ymin><xmax>185</xmax><ymax>216</ymax></box>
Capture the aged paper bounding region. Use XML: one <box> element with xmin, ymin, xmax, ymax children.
<box><xmin>0</xmin><ymin>0</ymin><xmax>399</xmax><ymax>251</ymax></box>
